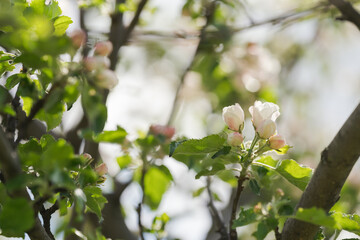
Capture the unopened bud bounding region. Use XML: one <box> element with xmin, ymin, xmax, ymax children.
<box><xmin>269</xmin><ymin>134</ymin><xmax>286</xmax><ymax>150</ymax></box>
<box><xmin>257</xmin><ymin>119</ymin><xmax>276</xmax><ymax>139</ymax></box>
<box><xmin>253</xmin><ymin>202</ymin><xmax>262</xmax><ymax>214</ymax></box>
<box><xmin>70</xmin><ymin>29</ymin><xmax>86</xmax><ymax>48</ymax></box>
<box><xmin>222</xmin><ymin>103</ymin><xmax>245</xmax><ymax>132</ymax></box>
<box><xmin>95</xmin><ymin>69</ymin><xmax>118</xmax><ymax>89</ymax></box>
<box><xmin>82</xmin><ymin>153</ymin><xmax>92</xmax><ymax>160</ymax></box>
<box><xmin>149</xmin><ymin>124</ymin><xmax>175</xmax><ymax>139</ymax></box>
<box><xmin>95</xmin><ymin>163</ymin><xmax>108</xmax><ymax>176</ymax></box>
<box><xmin>94</xmin><ymin>41</ymin><xmax>113</xmax><ymax>56</ymax></box>
<box><xmin>83</xmin><ymin>56</ymin><xmax>110</xmax><ymax>71</ymax></box>
<box><xmin>227</xmin><ymin>132</ymin><xmax>243</xmax><ymax>146</ymax></box>
<box><xmin>275</xmin><ymin>188</ymin><xmax>284</xmax><ymax>197</ymax></box>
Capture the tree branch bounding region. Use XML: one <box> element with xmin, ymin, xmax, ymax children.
<box><xmin>206</xmin><ymin>177</ymin><xmax>229</xmax><ymax>240</ymax></box>
<box><xmin>0</xmin><ymin>127</ymin><xmax>52</xmax><ymax>240</ymax></box>
<box><xmin>167</xmin><ymin>0</ymin><xmax>217</xmax><ymax>125</ymax></box>
<box><xmin>281</xmin><ymin>103</ymin><xmax>360</xmax><ymax>239</ymax></box>
<box><xmin>229</xmin><ymin>174</ymin><xmax>248</xmax><ymax>240</ymax></box>
<box><xmin>329</xmin><ymin>0</ymin><xmax>360</xmax><ymax>30</ymax></box>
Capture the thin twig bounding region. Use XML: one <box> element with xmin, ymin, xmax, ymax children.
<box><xmin>137</xmin><ymin>164</ymin><xmax>146</xmax><ymax>240</ymax></box>
<box><xmin>128</xmin><ymin>3</ymin><xmax>328</xmax><ymax>41</ymax></box>
<box><xmin>206</xmin><ymin>177</ymin><xmax>229</xmax><ymax>240</ymax></box>
<box><xmin>166</xmin><ymin>0</ymin><xmax>217</xmax><ymax>126</ymax></box>
<box><xmin>329</xmin><ymin>0</ymin><xmax>360</xmax><ymax>30</ymax></box>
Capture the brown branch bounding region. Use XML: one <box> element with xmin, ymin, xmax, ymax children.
<box><xmin>329</xmin><ymin>0</ymin><xmax>360</xmax><ymax>30</ymax></box>
<box><xmin>0</xmin><ymin>127</ymin><xmax>52</xmax><ymax>240</ymax></box>
<box><xmin>206</xmin><ymin>177</ymin><xmax>229</xmax><ymax>240</ymax></box>
<box><xmin>281</xmin><ymin>103</ymin><xmax>360</xmax><ymax>239</ymax></box>
<box><xmin>40</xmin><ymin>202</ymin><xmax>59</xmax><ymax>240</ymax></box>
<box><xmin>109</xmin><ymin>0</ymin><xmax>148</xmax><ymax>70</ymax></box>
<box><xmin>229</xmin><ymin>174</ymin><xmax>248</xmax><ymax>240</ymax></box>
<box><xmin>137</xmin><ymin>164</ymin><xmax>146</xmax><ymax>240</ymax></box>
<box><xmin>166</xmin><ymin>0</ymin><xmax>217</xmax><ymax>126</ymax></box>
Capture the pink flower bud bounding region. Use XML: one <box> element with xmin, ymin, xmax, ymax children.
<box><xmin>83</xmin><ymin>56</ymin><xmax>110</xmax><ymax>71</ymax></box>
<box><xmin>82</xmin><ymin>153</ymin><xmax>92</xmax><ymax>160</ymax></box>
<box><xmin>95</xmin><ymin>69</ymin><xmax>118</xmax><ymax>89</ymax></box>
<box><xmin>70</xmin><ymin>29</ymin><xmax>86</xmax><ymax>48</ymax></box>
<box><xmin>227</xmin><ymin>132</ymin><xmax>243</xmax><ymax>146</ymax></box>
<box><xmin>257</xmin><ymin>119</ymin><xmax>276</xmax><ymax>139</ymax></box>
<box><xmin>95</xmin><ymin>163</ymin><xmax>108</xmax><ymax>176</ymax></box>
<box><xmin>149</xmin><ymin>125</ymin><xmax>175</xmax><ymax>139</ymax></box>
<box><xmin>94</xmin><ymin>41</ymin><xmax>113</xmax><ymax>56</ymax></box>
<box><xmin>222</xmin><ymin>103</ymin><xmax>245</xmax><ymax>132</ymax></box>
<box><xmin>269</xmin><ymin>134</ymin><xmax>286</xmax><ymax>149</ymax></box>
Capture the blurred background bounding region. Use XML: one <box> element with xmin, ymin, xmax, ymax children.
<box><xmin>3</xmin><ymin>0</ymin><xmax>360</xmax><ymax>239</ymax></box>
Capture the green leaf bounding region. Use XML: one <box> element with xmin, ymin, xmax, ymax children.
<box><xmin>249</xmin><ymin>179</ymin><xmax>261</xmax><ymax>196</ymax></box>
<box><xmin>93</xmin><ymin>126</ymin><xmax>127</xmax><ymax>143</ymax></box>
<box><xmin>81</xmin><ymin>85</ymin><xmax>107</xmax><ymax>134</ymax></box>
<box><xmin>275</xmin><ymin>145</ymin><xmax>292</xmax><ymax>154</ymax></box>
<box><xmin>233</xmin><ymin>208</ymin><xmax>258</xmax><ymax>228</ymax></box>
<box><xmin>36</xmin><ymin>104</ymin><xmax>65</xmax><ymax>130</ymax></box>
<box><xmin>253</xmin><ymin>157</ymin><xmax>313</xmax><ymax>191</ymax></box>
<box><xmin>313</xmin><ymin>229</ymin><xmax>325</xmax><ymax>240</ymax></box>
<box><xmin>332</xmin><ymin>212</ymin><xmax>360</xmax><ymax>235</ymax></box>
<box><xmin>195</xmin><ymin>162</ymin><xmax>225</xmax><ymax>179</ymax></box>
<box><xmin>0</xmin><ymin>198</ymin><xmax>35</xmax><ymax>237</ymax></box>
<box><xmin>117</xmin><ymin>154</ymin><xmax>132</xmax><ymax>168</ymax></box>
<box><xmin>5</xmin><ymin>73</ymin><xmax>23</xmax><ymax>89</ymax></box>
<box><xmin>53</xmin><ymin>16</ymin><xmax>72</xmax><ymax>36</ymax></box>
<box><xmin>170</xmin><ymin>134</ymin><xmax>226</xmax><ymax>157</ymax></box>
<box><xmin>44</xmin><ymin>0</ymin><xmax>62</xmax><ymax>19</ymax></box>
<box><xmin>276</xmin><ymin>159</ymin><xmax>313</xmax><ymax>191</ymax></box>
<box><xmin>294</xmin><ymin>208</ymin><xmax>337</xmax><ymax>228</ymax></box>
<box><xmin>252</xmin><ymin>218</ymin><xmax>278</xmax><ymax>240</ymax></box>
<box><xmin>144</xmin><ymin>167</ymin><xmax>172</xmax><ymax>209</ymax></box>
<box><xmin>18</xmin><ymin>138</ymin><xmax>42</xmax><ymax>167</ymax></box>
<box><xmin>192</xmin><ymin>186</ymin><xmax>206</xmax><ymax>197</ymax></box>
<box><xmin>211</xmin><ymin>146</ymin><xmax>231</xmax><ymax>159</ymax></box>
<box><xmin>83</xmin><ymin>186</ymin><xmax>107</xmax><ymax>219</ymax></box>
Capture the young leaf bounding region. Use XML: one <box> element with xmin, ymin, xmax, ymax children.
<box><xmin>211</xmin><ymin>146</ymin><xmax>231</xmax><ymax>159</ymax></box>
<box><xmin>249</xmin><ymin>179</ymin><xmax>261</xmax><ymax>196</ymax></box>
<box><xmin>92</xmin><ymin>126</ymin><xmax>127</xmax><ymax>143</ymax></box>
<box><xmin>252</xmin><ymin>218</ymin><xmax>278</xmax><ymax>240</ymax></box>
<box><xmin>294</xmin><ymin>207</ymin><xmax>337</xmax><ymax>229</ymax></box>
<box><xmin>170</xmin><ymin>134</ymin><xmax>226</xmax><ymax>157</ymax></box>
<box><xmin>83</xmin><ymin>186</ymin><xmax>108</xmax><ymax>219</ymax></box>
<box><xmin>253</xmin><ymin>157</ymin><xmax>313</xmax><ymax>191</ymax></box>
<box><xmin>193</xmin><ymin>186</ymin><xmax>206</xmax><ymax>197</ymax></box>
<box><xmin>276</xmin><ymin>159</ymin><xmax>313</xmax><ymax>191</ymax></box>
<box><xmin>5</xmin><ymin>73</ymin><xmax>23</xmax><ymax>89</ymax></box>
<box><xmin>53</xmin><ymin>16</ymin><xmax>73</xmax><ymax>36</ymax></box>
<box><xmin>117</xmin><ymin>155</ymin><xmax>132</xmax><ymax>169</ymax></box>
<box><xmin>144</xmin><ymin>167</ymin><xmax>172</xmax><ymax>209</ymax></box>
<box><xmin>232</xmin><ymin>207</ymin><xmax>258</xmax><ymax>228</ymax></box>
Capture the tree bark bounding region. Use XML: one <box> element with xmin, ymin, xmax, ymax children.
<box><xmin>281</xmin><ymin>103</ymin><xmax>360</xmax><ymax>239</ymax></box>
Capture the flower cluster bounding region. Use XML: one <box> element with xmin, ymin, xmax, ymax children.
<box><xmin>69</xmin><ymin>30</ymin><xmax>118</xmax><ymax>90</ymax></box>
<box><xmin>222</xmin><ymin>101</ymin><xmax>286</xmax><ymax>149</ymax></box>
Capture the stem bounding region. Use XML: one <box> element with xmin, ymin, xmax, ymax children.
<box><xmin>137</xmin><ymin>159</ymin><xmax>147</xmax><ymax>240</ymax></box>
<box><xmin>229</xmin><ymin>135</ymin><xmax>259</xmax><ymax>240</ymax></box>
<box><xmin>229</xmin><ymin>173</ymin><xmax>247</xmax><ymax>240</ymax></box>
<box><xmin>206</xmin><ymin>177</ymin><xmax>229</xmax><ymax>240</ymax></box>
